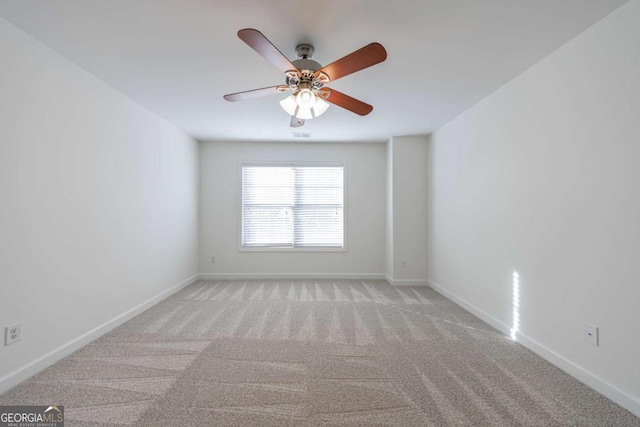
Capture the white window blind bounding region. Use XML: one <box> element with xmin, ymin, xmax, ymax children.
<box><xmin>242</xmin><ymin>165</ymin><xmax>344</xmax><ymax>249</ymax></box>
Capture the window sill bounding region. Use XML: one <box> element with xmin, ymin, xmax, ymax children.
<box><xmin>239</xmin><ymin>246</ymin><xmax>347</xmax><ymax>253</ymax></box>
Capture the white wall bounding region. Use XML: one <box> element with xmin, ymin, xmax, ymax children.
<box><xmin>199</xmin><ymin>141</ymin><xmax>386</xmax><ymax>277</ymax></box>
<box><xmin>385</xmin><ymin>140</ymin><xmax>394</xmax><ymax>278</ymax></box>
<box><xmin>427</xmin><ymin>0</ymin><xmax>640</xmax><ymax>416</ymax></box>
<box><xmin>0</xmin><ymin>18</ymin><xmax>199</xmax><ymax>390</ymax></box>
<box><xmin>389</xmin><ymin>135</ymin><xmax>429</xmax><ymax>284</ymax></box>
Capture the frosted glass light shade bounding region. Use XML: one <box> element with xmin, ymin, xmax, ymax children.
<box><xmin>281</xmin><ymin>91</ymin><xmax>330</xmax><ymax>120</ymax></box>
<box><xmin>297</xmin><ymin>107</ymin><xmax>313</xmax><ymax>120</ymax></box>
<box><xmin>313</xmin><ymin>98</ymin><xmax>330</xmax><ymax>117</ymax></box>
<box><xmin>280</xmin><ymin>95</ymin><xmax>297</xmax><ymax>116</ymax></box>
<box><xmin>296</xmin><ymin>89</ymin><xmax>316</xmax><ymax>108</ymax></box>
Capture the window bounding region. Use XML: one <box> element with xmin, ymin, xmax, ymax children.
<box><xmin>241</xmin><ymin>164</ymin><xmax>344</xmax><ymax>249</ymax></box>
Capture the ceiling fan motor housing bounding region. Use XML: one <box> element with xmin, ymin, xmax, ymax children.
<box><xmin>293</xmin><ymin>43</ymin><xmax>322</xmax><ymax>71</ymax></box>
<box><xmin>292</xmin><ymin>58</ymin><xmax>322</xmax><ymax>72</ymax></box>
<box><xmin>287</xmin><ymin>68</ymin><xmax>325</xmax><ymax>91</ymax></box>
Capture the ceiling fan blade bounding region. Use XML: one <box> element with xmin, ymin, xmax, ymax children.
<box><xmin>238</xmin><ymin>29</ymin><xmax>299</xmax><ymax>75</ymax></box>
<box><xmin>322</xmin><ymin>88</ymin><xmax>373</xmax><ymax>116</ymax></box>
<box><xmin>290</xmin><ymin>116</ymin><xmax>305</xmax><ymax>127</ymax></box>
<box><xmin>223</xmin><ymin>85</ymin><xmax>289</xmax><ymax>102</ymax></box>
<box><xmin>315</xmin><ymin>43</ymin><xmax>387</xmax><ymax>82</ymax></box>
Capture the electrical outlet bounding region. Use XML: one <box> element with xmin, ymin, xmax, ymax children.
<box><xmin>210</xmin><ymin>256</ymin><xmax>216</xmax><ymax>264</ymax></box>
<box><xmin>583</xmin><ymin>322</ymin><xmax>598</xmax><ymax>346</ymax></box>
<box><xmin>401</xmin><ymin>260</ymin><xmax>407</xmax><ymax>269</ymax></box>
<box><xmin>5</xmin><ymin>322</ymin><xmax>22</xmax><ymax>346</ymax></box>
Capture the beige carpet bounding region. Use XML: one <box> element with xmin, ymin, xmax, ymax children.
<box><xmin>1</xmin><ymin>280</ymin><xmax>638</xmax><ymax>426</ymax></box>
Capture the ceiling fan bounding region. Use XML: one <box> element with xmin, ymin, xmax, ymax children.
<box><xmin>223</xmin><ymin>29</ymin><xmax>387</xmax><ymax>128</ymax></box>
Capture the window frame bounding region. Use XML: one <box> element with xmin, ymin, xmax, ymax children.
<box><xmin>238</xmin><ymin>162</ymin><xmax>347</xmax><ymax>252</ymax></box>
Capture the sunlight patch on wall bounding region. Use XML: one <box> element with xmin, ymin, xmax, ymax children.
<box><xmin>511</xmin><ymin>271</ymin><xmax>520</xmax><ymax>340</ymax></box>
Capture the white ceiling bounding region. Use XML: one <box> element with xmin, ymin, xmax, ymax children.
<box><xmin>0</xmin><ymin>0</ymin><xmax>628</xmax><ymax>142</ymax></box>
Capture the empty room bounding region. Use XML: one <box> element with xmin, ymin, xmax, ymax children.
<box><xmin>1</xmin><ymin>0</ymin><xmax>639</xmax><ymax>425</ymax></box>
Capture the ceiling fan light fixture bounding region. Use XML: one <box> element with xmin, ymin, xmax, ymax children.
<box><xmin>280</xmin><ymin>94</ymin><xmax>298</xmax><ymax>116</ymax></box>
<box><xmin>226</xmin><ymin>29</ymin><xmax>386</xmax><ymax>127</ymax></box>
<box><xmin>282</xmin><ymin>91</ymin><xmax>330</xmax><ymax>119</ymax></box>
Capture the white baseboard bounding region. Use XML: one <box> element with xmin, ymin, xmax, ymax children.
<box><xmin>426</xmin><ymin>279</ymin><xmax>640</xmax><ymax>418</ymax></box>
<box><xmin>384</xmin><ymin>274</ymin><xmax>429</xmax><ymax>287</ymax></box>
<box><xmin>0</xmin><ymin>274</ymin><xmax>200</xmax><ymax>394</ymax></box>
<box><xmin>515</xmin><ymin>327</ymin><xmax>640</xmax><ymax>417</ymax></box>
<box><xmin>198</xmin><ymin>273</ymin><xmax>387</xmax><ymax>281</ymax></box>
<box><xmin>426</xmin><ymin>279</ymin><xmax>511</xmax><ymax>335</ymax></box>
